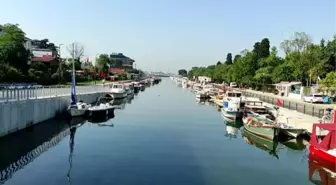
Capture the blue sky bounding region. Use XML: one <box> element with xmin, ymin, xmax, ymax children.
<box><xmin>1</xmin><ymin>0</ymin><xmax>335</xmax><ymax>73</ymax></box>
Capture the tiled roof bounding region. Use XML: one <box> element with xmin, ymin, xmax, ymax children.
<box><xmin>32</xmin><ymin>55</ymin><xmax>55</xmax><ymax>62</ymax></box>
<box><xmin>109</xmin><ymin>68</ymin><xmax>127</xmax><ymax>75</ymax></box>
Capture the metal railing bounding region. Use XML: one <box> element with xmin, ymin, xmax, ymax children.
<box><xmin>0</xmin><ymin>85</ymin><xmax>109</xmax><ymax>103</ymax></box>
<box><xmin>243</xmin><ymin>91</ymin><xmax>332</xmax><ymax>118</ymax></box>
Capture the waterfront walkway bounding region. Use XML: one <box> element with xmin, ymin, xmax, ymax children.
<box><xmin>0</xmin><ymin>85</ymin><xmax>110</xmax><ymax>103</ymax></box>
<box><xmin>243</xmin><ymin>89</ymin><xmax>335</xmax><ymax>118</ymax></box>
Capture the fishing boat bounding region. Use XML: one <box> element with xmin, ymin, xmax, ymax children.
<box><xmin>242</xmin><ymin>128</ymin><xmax>279</xmax><ymax>159</ymax></box>
<box><xmin>221</xmin><ymin>97</ymin><xmax>244</xmax><ymax>122</ymax></box>
<box><xmin>309</xmin><ymin>109</ymin><xmax>336</xmax><ymax>167</ymax></box>
<box><xmin>67</xmin><ymin>61</ymin><xmax>91</xmax><ymax>117</ymax></box>
<box><xmin>88</xmin><ymin>97</ymin><xmax>115</xmax><ymax>119</ymax></box>
<box><xmin>110</xmin><ymin>84</ymin><xmax>127</xmax><ymax>99</ymax></box>
<box><xmin>242</xmin><ymin>112</ymin><xmax>279</xmax><ymax>140</ymax></box>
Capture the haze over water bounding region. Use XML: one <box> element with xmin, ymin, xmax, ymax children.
<box><xmin>0</xmin><ymin>78</ymin><xmax>312</xmax><ymax>185</ymax></box>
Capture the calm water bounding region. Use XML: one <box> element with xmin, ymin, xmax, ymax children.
<box><xmin>0</xmin><ymin>78</ymin><xmax>317</xmax><ymax>185</ymax></box>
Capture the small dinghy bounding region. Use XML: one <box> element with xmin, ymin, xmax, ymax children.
<box><xmin>88</xmin><ymin>97</ymin><xmax>115</xmax><ymax>119</ymax></box>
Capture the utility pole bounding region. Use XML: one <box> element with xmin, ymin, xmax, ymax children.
<box><xmin>58</xmin><ymin>44</ymin><xmax>64</xmax><ymax>84</ymax></box>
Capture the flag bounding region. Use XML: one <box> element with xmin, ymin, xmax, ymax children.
<box><xmin>276</xmin><ymin>99</ymin><xmax>283</xmax><ymax>107</ymax></box>
<box><xmin>311</xmin><ymin>71</ymin><xmax>316</xmax><ymax>76</ymax></box>
<box><xmin>317</xmin><ymin>76</ymin><xmax>321</xmax><ymax>81</ymax></box>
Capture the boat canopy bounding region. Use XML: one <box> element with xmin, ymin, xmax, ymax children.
<box><xmin>310</xmin><ymin>121</ymin><xmax>336</xmax><ymax>151</ymax></box>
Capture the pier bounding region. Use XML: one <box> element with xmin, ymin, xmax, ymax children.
<box><xmin>0</xmin><ymin>85</ymin><xmax>109</xmax><ymax>137</ymax></box>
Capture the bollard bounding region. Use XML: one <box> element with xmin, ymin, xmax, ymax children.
<box><xmin>27</xmin><ymin>88</ymin><xmax>29</xmax><ymax>100</ymax></box>
<box><xmin>16</xmin><ymin>89</ymin><xmax>19</xmax><ymax>101</ymax></box>
<box><xmin>312</xmin><ymin>106</ymin><xmax>315</xmax><ymax>117</ymax></box>
<box><xmin>6</xmin><ymin>89</ymin><xmax>9</xmax><ymax>103</ymax></box>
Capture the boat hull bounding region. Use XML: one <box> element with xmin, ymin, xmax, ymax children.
<box><xmin>68</xmin><ymin>107</ymin><xmax>87</xmax><ymax>117</ymax></box>
<box><xmin>110</xmin><ymin>92</ymin><xmax>127</xmax><ymax>99</ymax></box>
<box><xmin>221</xmin><ymin>109</ymin><xmax>243</xmax><ymax>122</ymax></box>
<box><xmin>309</xmin><ymin>145</ymin><xmax>336</xmax><ymax>166</ymax></box>
<box><xmin>243</xmin><ymin>123</ymin><xmax>277</xmax><ymax>140</ymax></box>
<box><xmin>89</xmin><ymin>107</ymin><xmax>115</xmax><ymax>119</ymax></box>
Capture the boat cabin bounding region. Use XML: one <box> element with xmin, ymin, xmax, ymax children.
<box><xmin>244</xmin><ymin>100</ymin><xmax>269</xmax><ymax>114</ymax></box>
<box><xmin>226</xmin><ymin>90</ymin><xmax>242</xmax><ymax>98</ymax></box>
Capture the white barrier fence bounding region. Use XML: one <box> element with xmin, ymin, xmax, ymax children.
<box><xmin>0</xmin><ymin>85</ymin><xmax>110</xmax><ymax>103</ymax></box>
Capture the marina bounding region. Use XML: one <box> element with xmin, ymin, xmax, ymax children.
<box><xmin>0</xmin><ymin>78</ymin><xmax>334</xmax><ymax>185</ymax></box>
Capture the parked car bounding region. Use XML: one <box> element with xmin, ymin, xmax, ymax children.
<box><xmin>302</xmin><ymin>94</ymin><xmax>324</xmax><ymax>103</ymax></box>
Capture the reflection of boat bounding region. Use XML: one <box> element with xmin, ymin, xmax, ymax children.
<box><xmin>126</xmin><ymin>93</ymin><xmax>134</xmax><ymax>104</ymax></box>
<box><xmin>308</xmin><ymin>153</ymin><xmax>336</xmax><ymax>185</ymax></box>
<box><xmin>242</xmin><ymin>128</ymin><xmax>279</xmax><ymax>159</ymax></box>
<box><xmin>223</xmin><ymin>119</ymin><xmax>243</xmax><ymax>139</ymax></box>
<box><xmin>280</xmin><ymin>139</ymin><xmax>307</xmax><ymax>151</ymax></box>
<box><xmin>69</xmin><ymin>117</ymin><xmax>86</xmax><ymax>127</ymax></box>
<box><xmin>110</xmin><ymin>98</ymin><xmax>127</xmax><ymax>110</ymax></box>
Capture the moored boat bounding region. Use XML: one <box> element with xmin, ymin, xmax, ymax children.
<box><xmin>88</xmin><ymin>97</ymin><xmax>115</xmax><ymax>119</ymax></box>
<box><xmin>221</xmin><ymin>97</ymin><xmax>244</xmax><ymax>122</ymax></box>
<box><xmin>242</xmin><ymin>113</ymin><xmax>279</xmax><ymax>140</ymax></box>
<box><xmin>110</xmin><ymin>84</ymin><xmax>127</xmax><ymax>99</ymax></box>
<box><xmin>67</xmin><ymin>61</ymin><xmax>90</xmax><ymax>117</ymax></box>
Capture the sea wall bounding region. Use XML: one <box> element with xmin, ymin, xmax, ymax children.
<box><xmin>0</xmin><ymin>92</ymin><xmax>104</xmax><ymax>137</ymax></box>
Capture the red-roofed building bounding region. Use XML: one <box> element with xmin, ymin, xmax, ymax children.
<box><xmin>109</xmin><ymin>68</ymin><xmax>127</xmax><ymax>75</ymax></box>
<box><xmin>31</xmin><ymin>49</ymin><xmax>59</xmax><ymax>66</ymax></box>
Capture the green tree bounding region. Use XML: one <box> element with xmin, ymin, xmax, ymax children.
<box><xmin>178</xmin><ymin>69</ymin><xmax>188</xmax><ymax>76</ymax></box>
<box><xmin>0</xmin><ymin>23</ymin><xmax>30</xmax><ymax>74</ymax></box>
<box><xmin>320</xmin><ymin>72</ymin><xmax>336</xmax><ymax>91</ymax></box>
<box><xmin>225</xmin><ymin>53</ymin><xmax>233</xmax><ymax>65</ymax></box>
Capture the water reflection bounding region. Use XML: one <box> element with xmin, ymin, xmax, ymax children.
<box><xmin>223</xmin><ymin>120</ymin><xmax>243</xmax><ymax>139</ymax></box>
<box><xmin>242</xmin><ymin>129</ymin><xmax>280</xmax><ymax>159</ymax></box>
<box><xmin>308</xmin><ymin>153</ymin><xmax>336</xmax><ymax>185</ymax></box>
<box><xmin>0</xmin><ymin>119</ymin><xmax>81</xmax><ymax>184</ymax></box>
<box><xmin>110</xmin><ymin>97</ymin><xmax>127</xmax><ymax>110</ymax></box>
<box><xmin>66</xmin><ymin>119</ymin><xmax>84</xmax><ymax>185</ymax></box>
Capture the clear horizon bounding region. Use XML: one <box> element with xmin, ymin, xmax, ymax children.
<box><xmin>1</xmin><ymin>0</ymin><xmax>335</xmax><ymax>73</ymax></box>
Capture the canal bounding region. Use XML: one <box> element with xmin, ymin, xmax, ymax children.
<box><xmin>1</xmin><ymin>78</ymin><xmax>315</xmax><ymax>185</ymax></box>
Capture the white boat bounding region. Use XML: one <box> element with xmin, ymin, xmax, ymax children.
<box><xmin>110</xmin><ymin>84</ymin><xmax>127</xmax><ymax>99</ymax></box>
<box><xmin>124</xmin><ymin>84</ymin><xmax>134</xmax><ymax>95</ymax></box>
<box><xmin>68</xmin><ymin>101</ymin><xmax>91</xmax><ymax>117</ymax></box>
<box><xmin>221</xmin><ymin>97</ymin><xmax>244</xmax><ymax>122</ymax></box>
<box><xmin>196</xmin><ymin>90</ymin><xmax>207</xmax><ymax>99</ymax></box>
<box><xmin>67</xmin><ymin>60</ymin><xmax>90</xmax><ymax>117</ymax></box>
<box><xmin>88</xmin><ymin>98</ymin><xmax>115</xmax><ymax>119</ymax></box>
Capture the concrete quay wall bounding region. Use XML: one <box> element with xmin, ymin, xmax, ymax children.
<box><xmin>0</xmin><ymin>92</ymin><xmax>104</xmax><ymax>137</ymax></box>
